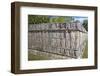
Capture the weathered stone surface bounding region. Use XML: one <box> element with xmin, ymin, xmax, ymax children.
<box><xmin>28</xmin><ymin>22</ymin><xmax>87</xmax><ymax>59</ymax></box>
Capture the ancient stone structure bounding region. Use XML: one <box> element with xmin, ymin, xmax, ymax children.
<box><xmin>28</xmin><ymin>22</ymin><xmax>87</xmax><ymax>59</ymax></box>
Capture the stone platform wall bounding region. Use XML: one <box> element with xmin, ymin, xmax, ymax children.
<box><xmin>28</xmin><ymin>22</ymin><xmax>87</xmax><ymax>59</ymax></box>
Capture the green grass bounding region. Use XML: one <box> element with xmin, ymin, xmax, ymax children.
<box><xmin>28</xmin><ymin>51</ymin><xmax>49</xmax><ymax>61</ymax></box>
<box><xmin>82</xmin><ymin>41</ymin><xmax>88</xmax><ymax>58</ymax></box>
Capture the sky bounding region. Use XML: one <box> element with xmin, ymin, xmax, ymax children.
<box><xmin>73</xmin><ymin>16</ymin><xmax>88</xmax><ymax>23</ymax></box>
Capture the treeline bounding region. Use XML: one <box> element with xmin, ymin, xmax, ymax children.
<box><xmin>28</xmin><ymin>15</ymin><xmax>73</xmax><ymax>24</ymax></box>
<box><xmin>28</xmin><ymin>15</ymin><xmax>50</xmax><ymax>24</ymax></box>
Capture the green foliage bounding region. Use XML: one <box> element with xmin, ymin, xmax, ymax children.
<box><xmin>82</xmin><ymin>19</ymin><xmax>88</xmax><ymax>31</ymax></box>
<box><xmin>50</xmin><ymin>16</ymin><xmax>73</xmax><ymax>23</ymax></box>
<box><xmin>28</xmin><ymin>15</ymin><xmax>74</xmax><ymax>25</ymax></box>
<box><xmin>65</xmin><ymin>17</ymin><xmax>74</xmax><ymax>23</ymax></box>
<box><xmin>28</xmin><ymin>15</ymin><xmax>50</xmax><ymax>24</ymax></box>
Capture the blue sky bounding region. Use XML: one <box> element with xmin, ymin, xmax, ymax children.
<box><xmin>73</xmin><ymin>16</ymin><xmax>88</xmax><ymax>23</ymax></box>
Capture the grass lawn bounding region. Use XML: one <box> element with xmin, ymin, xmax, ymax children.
<box><xmin>28</xmin><ymin>51</ymin><xmax>49</xmax><ymax>60</ymax></box>
<box><xmin>82</xmin><ymin>41</ymin><xmax>88</xmax><ymax>58</ymax></box>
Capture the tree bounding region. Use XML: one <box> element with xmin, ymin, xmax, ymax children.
<box><xmin>50</xmin><ymin>16</ymin><xmax>73</xmax><ymax>23</ymax></box>
<box><xmin>28</xmin><ymin>15</ymin><xmax>50</xmax><ymax>24</ymax></box>
<box><xmin>82</xmin><ymin>20</ymin><xmax>88</xmax><ymax>31</ymax></box>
